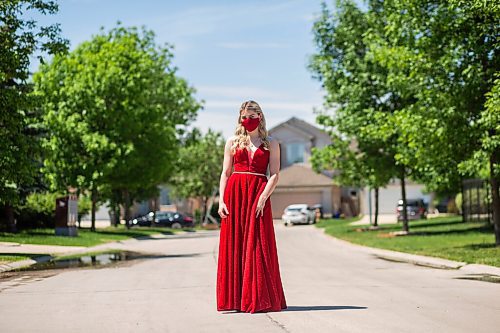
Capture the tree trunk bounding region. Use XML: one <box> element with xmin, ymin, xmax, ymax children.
<box><xmin>5</xmin><ymin>203</ymin><xmax>17</xmax><ymax>233</ymax></box>
<box><xmin>400</xmin><ymin>169</ymin><xmax>409</xmax><ymax>232</ymax></box>
<box><xmin>91</xmin><ymin>188</ymin><xmax>97</xmax><ymax>232</ymax></box>
<box><xmin>374</xmin><ymin>187</ymin><xmax>379</xmax><ymax>227</ymax></box>
<box><xmin>124</xmin><ymin>189</ymin><xmax>131</xmax><ymax>229</ymax></box>
<box><xmin>490</xmin><ymin>151</ymin><xmax>500</xmax><ymax>246</ymax></box>
<box><xmin>150</xmin><ymin>197</ymin><xmax>156</xmax><ymax>227</ymax></box>
<box><xmin>113</xmin><ymin>204</ymin><xmax>120</xmax><ymax>227</ymax></box>
<box><xmin>109</xmin><ymin>201</ymin><xmax>120</xmax><ymax>227</ymax></box>
<box><xmin>202</xmin><ymin>196</ymin><xmax>208</xmax><ymax>226</ymax></box>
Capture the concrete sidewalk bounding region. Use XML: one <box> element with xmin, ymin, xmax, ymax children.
<box><xmin>350</xmin><ymin>214</ymin><xmax>398</xmax><ymax>225</ymax></box>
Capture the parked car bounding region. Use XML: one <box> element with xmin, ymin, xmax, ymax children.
<box><xmin>130</xmin><ymin>212</ymin><xmax>153</xmax><ymax>227</ymax></box>
<box><xmin>130</xmin><ymin>211</ymin><xmax>194</xmax><ymax>228</ymax></box>
<box><xmin>396</xmin><ymin>199</ymin><xmax>427</xmax><ymax>221</ymax></box>
<box><xmin>282</xmin><ymin>204</ymin><xmax>316</xmax><ymax>226</ymax></box>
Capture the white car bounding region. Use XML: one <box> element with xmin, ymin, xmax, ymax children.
<box><xmin>282</xmin><ymin>204</ymin><xmax>316</xmax><ymax>226</ymax></box>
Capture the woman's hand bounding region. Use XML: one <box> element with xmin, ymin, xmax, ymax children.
<box><xmin>255</xmin><ymin>194</ymin><xmax>267</xmax><ymax>218</ymax></box>
<box><xmin>218</xmin><ymin>201</ymin><xmax>229</xmax><ymax>219</ymax></box>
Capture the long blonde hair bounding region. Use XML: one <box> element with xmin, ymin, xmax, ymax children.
<box><xmin>230</xmin><ymin>100</ymin><xmax>270</xmax><ymax>154</ymax></box>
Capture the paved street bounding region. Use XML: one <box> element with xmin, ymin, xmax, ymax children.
<box><xmin>1</xmin><ymin>223</ymin><xmax>499</xmax><ymax>333</ymax></box>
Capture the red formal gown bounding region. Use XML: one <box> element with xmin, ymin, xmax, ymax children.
<box><xmin>216</xmin><ymin>142</ymin><xmax>287</xmax><ymax>313</ymax></box>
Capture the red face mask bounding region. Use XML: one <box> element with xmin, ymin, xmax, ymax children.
<box><xmin>241</xmin><ymin>116</ymin><xmax>260</xmax><ymax>132</ymax></box>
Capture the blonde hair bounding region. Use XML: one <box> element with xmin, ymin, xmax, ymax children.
<box><xmin>230</xmin><ymin>100</ymin><xmax>270</xmax><ymax>154</ymax></box>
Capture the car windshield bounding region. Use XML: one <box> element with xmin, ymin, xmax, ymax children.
<box><xmin>286</xmin><ymin>208</ymin><xmax>302</xmax><ymax>212</ymax></box>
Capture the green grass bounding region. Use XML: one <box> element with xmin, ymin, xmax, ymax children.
<box><xmin>0</xmin><ymin>224</ymin><xmax>195</xmax><ymax>247</ymax></box>
<box><xmin>315</xmin><ymin>215</ymin><xmax>500</xmax><ymax>267</ymax></box>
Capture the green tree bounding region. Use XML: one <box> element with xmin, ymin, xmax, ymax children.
<box><xmin>0</xmin><ymin>0</ymin><xmax>67</xmax><ymax>231</ymax></box>
<box><xmin>308</xmin><ymin>1</ymin><xmax>407</xmax><ymax>228</ymax></box>
<box><xmin>170</xmin><ymin>128</ymin><xmax>225</xmax><ymax>225</ymax></box>
<box><xmin>370</xmin><ymin>0</ymin><xmax>500</xmax><ymax>243</ymax></box>
<box><xmin>34</xmin><ymin>25</ymin><xmax>202</xmax><ymax>231</ymax></box>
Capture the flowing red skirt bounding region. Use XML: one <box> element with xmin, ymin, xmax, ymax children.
<box><xmin>216</xmin><ymin>173</ymin><xmax>287</xmax><ymax>313</ymax></box>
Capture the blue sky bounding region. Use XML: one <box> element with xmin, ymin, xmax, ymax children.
<box><xmin>32</xmin><ymin>0</ymin><xmax>346</xmax><ymax>139</ymax></box>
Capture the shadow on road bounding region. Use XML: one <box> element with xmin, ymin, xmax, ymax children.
<box><xmin>282</xmin><ymin>305</ymin><xmax>368</xmax><ymax>312</ymax></box>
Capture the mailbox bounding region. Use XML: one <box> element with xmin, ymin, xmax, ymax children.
<box><xmin>55</xmin><ymin>194</ymin><xmax>78</xmax><ymax>236</ymax></box>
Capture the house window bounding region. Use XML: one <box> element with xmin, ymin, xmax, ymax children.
<box><xmin>286</xmin><ymin>142</ymin><xmax>305</xmax><ymax>164</ymax></box>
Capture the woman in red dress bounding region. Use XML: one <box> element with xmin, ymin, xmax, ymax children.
<box><xmin>216</xmin><ymin>100</ymin><xmax>287</xmax><ymax>314</ymax></box>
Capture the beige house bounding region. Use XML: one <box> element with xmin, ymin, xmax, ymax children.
<box><xmin>268</xmin><ymin>117</ymin><xmax>359</xmax><ymax>219</ymax></box>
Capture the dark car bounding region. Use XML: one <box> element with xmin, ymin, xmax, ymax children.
<box><xmin>396</xmin><ymin>199</ymin><xmax>427</xmax><ymax>221</ymax></box>
<box><xmin>130</xmin><ymin>211</ymin><xmax>194</xmax><ymax>228</ymax></box>
<box><xmin>130</xmin><ymin>212</ymin><xmax>153</xmax><ymax>226</ymax></box>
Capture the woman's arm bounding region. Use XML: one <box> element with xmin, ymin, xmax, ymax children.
<box><xmin>256</xmin><ymin>138</ymin><xmax>280</xmax><ymax>218</ymax></box>
<box><xmin>218</xmin><ymin>137</ymin><xmax>234</xmax><ymax>218</ymax></box>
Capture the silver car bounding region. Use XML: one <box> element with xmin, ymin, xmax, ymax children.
<box><xmin>282</xmin><ymin>204</ymin><xmax>316</xmax><ymax>226</ymax></box>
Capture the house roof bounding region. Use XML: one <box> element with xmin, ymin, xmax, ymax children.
<box><xmin>268</xmin><ymin>116</ymin><xmax>331</xmax><ymax>143</ymax></box>
<box><xmin>277</xmin><ymin>163</ymin><xmax>334</xmax><ymax>187</ymax></box>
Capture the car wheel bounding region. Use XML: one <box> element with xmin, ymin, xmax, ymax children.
<box><xmin>308</xmin><ymin>217</ymin><xmax>314</xmax><ymax>224</ymax></box>
<box><xmin>171</xmin><ymin>222</ymin><xmax>182</xmax><ymax>229</ymax></box>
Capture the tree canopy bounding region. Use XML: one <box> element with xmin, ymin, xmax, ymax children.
<box><xmin>33</xmin><ymin>24</ymin><xmax>202</xmax><ymax>229</ymax></box>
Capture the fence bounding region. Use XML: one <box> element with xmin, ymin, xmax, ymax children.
<box><xmin>462</xmin><ymin>178</ymin><xmax>492</xmax><ymax>223</ymax></box>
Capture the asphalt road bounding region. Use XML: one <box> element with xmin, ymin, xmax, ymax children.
<box><xmin>1</xmin><ymin>223</ymin><xmax>499</xmax><ymax>332</ymax></box>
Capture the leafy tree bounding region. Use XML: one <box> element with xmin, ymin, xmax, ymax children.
<box><xmin>308</xmin><ymin>1</ymin><xmax>407</xmax><ymax>228</ymax></box>
<box><xmin>0</xmin><ymin>0</ymin><xmax>67</xmax><ymax>231</ymax></box>
<box><xmin>370</xmin><ymin>0</ymin><xmax>500</xmax><ymax>243</ymax></box>
<box><xmin>34</xmin><ymin>25</ymin><xmax>202</xmax><ymax>231</ymax></box>
<box><xmin>170</xmin><ymin>128</ymin><xmax>225</xmax><ymax>225</ymax></box>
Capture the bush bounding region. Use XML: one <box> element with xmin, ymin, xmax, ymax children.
<box><xmin>17</xmin><ymin>192</ymin><xmax>62</xmax><ymax>229</ymax></box>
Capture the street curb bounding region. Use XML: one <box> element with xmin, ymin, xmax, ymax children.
<box><xmin>316</xmin><ymin>227</ymin><xmax>500</xmax><ymax>276</ymax></box>
<box><xmin>0</xmin><ymin>255</ymin><xmax>54</xmax><ymax>273</ymax></box>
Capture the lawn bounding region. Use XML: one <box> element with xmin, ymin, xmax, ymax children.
<box><xmin>315</xmin><ymin>215</ymin><xmax>500</xmax><ymax>267</ymax></box>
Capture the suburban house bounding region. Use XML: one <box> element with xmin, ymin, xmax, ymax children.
<box><xmin>267</xmin><ymin>117</ymin><xmax>360</xmax><ymax>219</ymax></box>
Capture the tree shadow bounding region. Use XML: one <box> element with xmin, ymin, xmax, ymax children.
<box><xmin>407</xmin><ymin>224</ymin><xmax>493</xmax><ymax>237</ymax></box>
<box><xmin>461</xmin><ymin>243</ymin><xmax>497</xmax><ymax>250</ymax></box>
<box><xmin>408</xmin><ymin>220</ymin><xmax>467</xmax><ymax>229</ymax></box>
